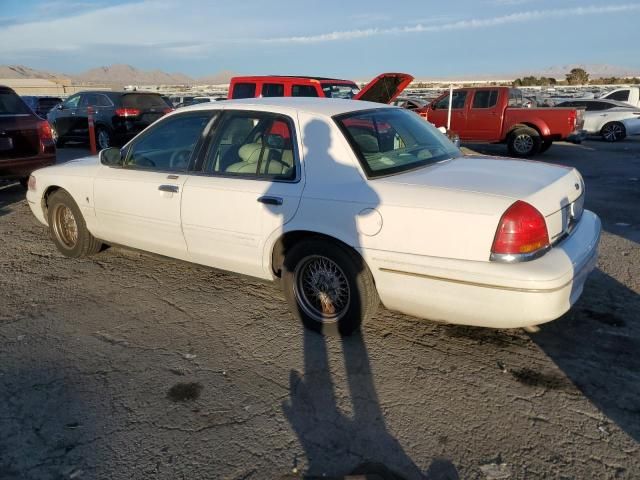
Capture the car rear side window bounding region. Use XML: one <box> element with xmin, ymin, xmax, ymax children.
<box><xmin>262</xmin><ymin>83</ymin><xmax>285</xmax><ymax>97</ymax></box>
<box><xmin>203</xmin><ymin>112</ymin><xmax>296</xmax><ymax>180</ymax></box>
<box><xmin>121</xmin><ymin>94</ymin><xmax>167</xmax><ymax>109</ymax></box>
<box><xmin>123</xmin><ymin>113</ymin><xmax>214</xmax><ymax>172</ymax></box>
<box><xmin>232</xmin><ymin>83</ymin><xmax>257</xmax><ymax>99</ymax></box>
<box><xmin>292</xmin><ymin>85</ymin><xmax>319</xmax><ymax>97</ymax></box>
<box><xmin>336</xmin><ymin>108</ymin><xmax>460</xmax><ymax>178</ymax></box>
<box><xmin>0</xmin><ymin>90</ymin><xmax>32</xmax><ymax>114</ymax></box>
<box><xmin>96</xmin><ymin>95</ymin><xmax>113</xmax><ymax>107</ymax></box>
<box><xmin>472</xmin><ymin>90</ymin><xmax>499</xmax><ymax>109</ymax></box>
<box><xmin>607</xmin><ymin>90</ymin><xmax>630</xmax><ymax>102</ymax></box>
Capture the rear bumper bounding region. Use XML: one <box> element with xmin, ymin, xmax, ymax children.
<box><xmin>566</xmin><ymin>129</ymin><xmax>587</xmax><ymax>144</ymax></box>
<box><xmin>0</xmin><ymin>154</ymin><xmax>56</xmax><ymax>179</ymax></box>
<box><xmin>362</xmin><ymin>210</ymin><xmax>601</xmax><ymax>328</ymax></box>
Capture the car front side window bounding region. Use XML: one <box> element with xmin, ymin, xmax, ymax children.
<box><xmin>123</xmin><ymin>113</ymin><xmax>214</xmax><ymax>172</ymax></box>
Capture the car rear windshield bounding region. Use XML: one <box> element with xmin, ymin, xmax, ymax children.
<box><xmin>121</xmin><ymin>94</ymin><xmax>169</xmax><ymax>109</ymax></box>
<box><xmin>0</xmin><ymin>90</ymin><xmax>32</xmax><ymax>115</ymax></box>
<box><xmin>335</xmin><ymin>108</ymin><xmax>460</xmax><ymax>178</ymax></box>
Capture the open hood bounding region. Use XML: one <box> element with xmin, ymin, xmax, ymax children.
<box><xmin>354</xmin><ymin>73</ymin><xmax>414</xmax><ymax>104</ymax></box>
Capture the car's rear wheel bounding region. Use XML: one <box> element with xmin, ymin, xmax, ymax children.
<box><xmin>507</xmin><ymin>127</ymin><xmax>541</xmax><ymax>157</ymax></box>
<box><xmin>96</xmin><ymin>126</ymin><xmax>112</xmax><ymax>150</ymax></box>
<box><xmin>48</xmin><ymin>189</ymin><xmax>102</xmax><ymax>258</ymax></box>
<box><xmin>601</xmin><ymin>122</ymin><xmax>626</xmax><ymax>142</ymax></box>
<box><xmin>281</xmin><ymin>239</ymin><xmax>379</xmax><ymax>336</ymax></box>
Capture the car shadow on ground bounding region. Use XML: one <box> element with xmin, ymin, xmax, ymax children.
<box><xmin>0</xmin><ymin>182</ymin><xmax>24</xmax><ymax>218</ymax></box>
<box><xmin>530</xmin><ymin>268</ymin><xmax>640</xmax><ymax>442</ymax></box>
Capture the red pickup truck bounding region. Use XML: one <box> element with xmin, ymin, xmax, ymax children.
<box><xmin>416</xmin><ymin>87</ymin><xmax>586</xmax><ymax>157</ymax></box>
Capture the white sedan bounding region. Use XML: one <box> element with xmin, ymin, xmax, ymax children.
<box><xmin>557</xmin><ymin>99</ymin><xmax>640</xmax><ymax>141</ymax></box>
<box><xmin>26</xmin><ymin>98</ymin><xmax>601</xmax><ymax>335</ymax></box>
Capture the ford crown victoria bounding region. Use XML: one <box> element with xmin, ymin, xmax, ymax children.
<box><xmin>26</xmin><ymin>98</ymin><xmax>601</xmax><ymax>335</ymax></box>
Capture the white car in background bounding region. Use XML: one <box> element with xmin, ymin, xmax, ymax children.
<box><xmin>600</xmin><ymin>86</ymin><xmax>640</xmax><ymax>108</ymax></box>
<box><xmin>26</xmin><ymin>98</ymin><xmax>600</xmax><ymax>336</ymax></box>
<box><xmin>556</xmin><ymin>99</ymin><xmax>640</xmax><ymax>141</ymax></box>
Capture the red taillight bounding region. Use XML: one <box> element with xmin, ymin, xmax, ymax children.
<box><xmin>115</xmin><ymin>108</ymin><xmax>141</xmax><ymax>117</ymax></box>
<box><xmin>37</xmin><ymin>120</ymin><xmax>54</xmax><ymax>152</ymax></box>
<box><xmin>37</xmin><ymin>120</ymin><xmax>53</xmax><ymax>141</ymax></box>
<box><xmin>491</xmin><ymin>201</ymin><xmax>549</xmax><ymax>256</ymax></box>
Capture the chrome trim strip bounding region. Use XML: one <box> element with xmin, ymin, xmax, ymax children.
<box><xmin>378</xmin><ymin>267</ymin><xmax>572</xmax><ymax>294</ymax></box>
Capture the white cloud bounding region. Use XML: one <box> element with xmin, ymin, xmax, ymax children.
<box><xmin>263</xmin><ymin>4</ymin><xmax>640</xmax><ymax>43</ymax></box>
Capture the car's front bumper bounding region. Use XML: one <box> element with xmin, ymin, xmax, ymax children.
<box><xmin>361</xmin><ymin>210</ymin><xmax>601</xmax><ymax>328</ymax></box>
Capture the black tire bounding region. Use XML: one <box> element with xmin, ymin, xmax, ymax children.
<box><xmin>600</xmin><ymin>122</ymin><xmax>626</xmax><ymax>142</ymax></box>
<box><xmin>507</xmin><ymin>126</ymin><xmax>541</xmax><ymax>157</ymax></box>
<box><xmin>281</xmin><ymin>239</ymin><xmax>379</xmax><ymax>336</ymax></box>
<box><xmin>47</xmin><ymin>189</ymin><xmax>102</xmax><ymax>258</ymax></box>
<box><xmin>18</xmin><ymin>177</ymin><xmax>29</xmax><ymax>189</ymax></box>
<box><xmin>539</xmin><ymin>140</ymin><xmax>553</xmax><ymax>153</ymax></box>
<box><xmin>96</xmin><ymin>126</ymin><xmax>112</xmax><ymax>150</ymax></box>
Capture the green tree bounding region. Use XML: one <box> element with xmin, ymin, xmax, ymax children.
<box><xmin>566</xmin><ymin>68</ymin><xmax>590</xmax><ymax>85</ymax></box>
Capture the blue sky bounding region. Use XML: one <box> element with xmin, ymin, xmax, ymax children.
<box><xmin>0</xmin><ymin>0</ymin><xmax>637</xmax><ymax>79</ymax></box>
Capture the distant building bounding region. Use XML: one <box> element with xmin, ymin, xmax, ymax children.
<box><xmin>0</xmin><ymin>78</ymin><xmax>112</xmax><ymax>96</ymax></box>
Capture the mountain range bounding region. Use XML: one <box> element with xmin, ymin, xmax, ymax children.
<box><xmin>0</xmin><ymin>64</ymin><xmax>236</xmax><ymax>85</ymax></box>
<box><xmin>1</xmin><ymin>63</ymin><xmax>639</xmax><ymax>85</ymax></box>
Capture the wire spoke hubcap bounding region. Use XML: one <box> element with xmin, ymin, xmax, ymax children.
<box><xmin>53</xmin><ymin>205</ymin><xmax>78</xmax><ymax>249</ymax></box>
<box><xmin>294</xmin><ymin>255</ymin><xmax>351</xmax><ymax>323</ymax></box>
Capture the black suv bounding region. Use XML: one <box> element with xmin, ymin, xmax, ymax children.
<box><xmin>47</xmin><ymin>91</ymin><xmax>173</xmax><ymax>150</ymax></box>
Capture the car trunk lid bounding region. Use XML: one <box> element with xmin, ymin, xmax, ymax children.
<box><xmin>0</xmin><ymin>116</ymin><xmax>40</xmax><ymax>160</ymax></box>
<box><xmin>354</xmin><ymin>73</ymin><xmax>414</xmax><ymax>104</ymax></box>
<box><xmin>378</xmin><ymin>156</ymin><xmax>584</xmax><ymax>241</ymax></box>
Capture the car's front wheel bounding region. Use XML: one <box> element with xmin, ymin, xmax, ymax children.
<box><xmin>601</xmin><ymin>122</ymin><xmax>626</xmax><ymax>142</ymax></box>
<box><xmin>281</xmin><ymin>239</ymin><xmax>379</xmax><ymax>336</ymax></box>
<box><xmin>48</xmin><ymin>189</ymin><xmax>102</xmax><ymax>258</ymax></box>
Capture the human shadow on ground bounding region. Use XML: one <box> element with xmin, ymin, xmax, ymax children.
<box><xmin>279</xmin><ymin>118</ymin><xmax>459</xmax><ymax>479</ymax></box>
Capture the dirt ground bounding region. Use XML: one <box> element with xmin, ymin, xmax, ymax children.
<box><xmin>1</xmin><ymin>139</ymin><xmax>639</xmax><ymax>479</ymax></box>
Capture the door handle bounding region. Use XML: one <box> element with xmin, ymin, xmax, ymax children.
<box><xmin>257</xmin><ymin>195</ymin><xmax>283</xmax><ymax>206</ymax></box>
<box><xmin>158</xmin><ymin>184</ymin><xmax>179</xmax><ymax>193</ymax></box>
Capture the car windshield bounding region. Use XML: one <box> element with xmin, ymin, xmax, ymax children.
<box><xmin>322</xmin><ymin>83</ymin><xmax>360</xmax><ymax>99</ymax></box>
<box><xmin>336</xmin><ymin>108</ymin><xmax>461</xmax><ymax>178</ymax></box>
<box><xmin>0</xmin><ymin>90</ymin><xmax>32</xmax><ymax>114</ymax></box>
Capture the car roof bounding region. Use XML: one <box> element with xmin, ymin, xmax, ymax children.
<box><xmin>559</xmin><ymin>98</ymin><xmax>635</xmax><ymax>108</ymax></box>
<box><xmin>178</xmin><ymin>97</ymin><xmax>394</xmax><ymax>117</ymax></box>
<box><xmin>232</xmin><ymin>75</ymin><xmax>354</xmax><ymax>83</ymax></box>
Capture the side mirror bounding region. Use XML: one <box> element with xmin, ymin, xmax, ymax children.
<box><xmin>99</xmin><ymin>147</ymin><xmax>123</xmax><ymax>166</ymax></box>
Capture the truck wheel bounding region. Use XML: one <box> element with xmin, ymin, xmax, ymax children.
<box><xmin>540</xmin><ymin>140</ymin><xmax>553</xmax><ymax>153</ymax></box>
<box><xmin>507</xmin><ymin>127</ymin><xmax>541</xmax><ymax>157</ymax></box>
<box><xmin>601</xmin><ymin>122</ymin><xmax>626</xmax><ymax>142</ymax></box>
<box><xmin>48</xmin><ymin>189</ymin><xmax>102</xmax><ymax>258</ymax></box>
<box><xmin>281</xmin><ymin>239</ymin><xmax>379</xmax><ymax>336</ymax></box>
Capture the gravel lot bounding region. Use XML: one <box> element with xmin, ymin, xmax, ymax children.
<box><xmin>1</xmin><ymin>139</ymin><xmax>639</xmax><ymax>479</ymax></box>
